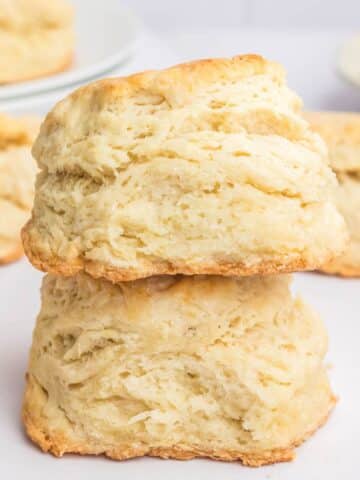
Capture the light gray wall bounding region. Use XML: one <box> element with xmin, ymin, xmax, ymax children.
<box><xmin>120</xmin><ymin>0</ymin><xmax>360</xmax><ymax>30</ymax></box>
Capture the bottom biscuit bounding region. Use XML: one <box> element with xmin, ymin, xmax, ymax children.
<box><xmin>23</xmin><ymin>372</ymin><xmax>335</xmax><ymax>466</ymax></box>
<box><xmin>23</xmin><ymin>273</ymin><xmax>335</xmax><ymax>466</ymax></box>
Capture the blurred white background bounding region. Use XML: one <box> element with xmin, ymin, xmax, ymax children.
<box><xmin>121</xmin><ymin>0</ymin><xmax>360</xmax><ymax>30</ymax></box>
<box><xmin>117</xmin><ymin>0</ymin><xmax>360</xmax><ymax>111</ymax></box>
<box><xmin>4</xmin><ymin>0</ymin><xmax>360</xmax><ymax>112</ymax></box>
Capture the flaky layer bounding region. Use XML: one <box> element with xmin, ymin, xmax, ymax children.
<box><xmin>24</xmin><ymin>55</ymin><xmax>347</xmax><ymax>280</ymax></box>
<box><xmin>0</xmin><ymin>115</ymin><xmax>40</xmax><ymax>264</ymax></box>
<box><xmin>24</xmin><ymin>273</ymin><xmax>334</xmax><ymax>465</ymax></box>
<box><xmin>0</xmin><ymin>0</ymin><xmax>74</xmax><ymax>84</ymax></box>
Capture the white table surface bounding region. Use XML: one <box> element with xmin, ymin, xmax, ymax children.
<box><xmin>1</xmin><ymin>27</ymin><xmax>359</xmax><ymax>480</ymax></box>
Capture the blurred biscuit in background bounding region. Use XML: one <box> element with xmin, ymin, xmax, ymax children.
<box><xmin>0</xmin><ymin>114</ymin><xmax>41</xmax><ymax>264</ymax></box>
<box><xmin>0</xmin><ymin>0</ymin><xmax>74</xmax><ymax>84</ymax></box>
<box><xmin>306</xmin><ymin>112</ymin><xmax>360</xmax><ymax>277</ymax></box>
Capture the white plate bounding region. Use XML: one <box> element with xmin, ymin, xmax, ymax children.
<box><xmin>0</xmin><ymin>0</ymin><xmax>139</xmax><ymax>101</ymax></box>
<box><xmin>1</xmin><ymin>30</ymin><xmax>178</xmax><ymax>114</ymax></box>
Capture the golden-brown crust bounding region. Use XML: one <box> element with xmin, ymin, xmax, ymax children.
<box><xmin>72</xmin><ymin>54</ymin><xmax>281</xmax><ymax>99</ymax></box>
<box><xmin>22</xmin><ymin>222</ymin><xmax>331</xmax><ymax>282</ymax></box>
<box><xmin>0</xmin><ymin>241</ymin><xmax>23</xmax><ymax>265</ymax></box>
<box><xmin>318</xmin><ymin>262</ymin><xmax>360</xmax><ymax>278</ymax></box>
<box><xmin>22</xmin><ymin>375</ymin><xmax>336</xmax><ymax>467</ymax></box>
<box><xmin>35</xmin><ymin>54</ymin><xmax>283</xmax><ymax>138</ymax></box>
<box><xmin>0</xmin><ymin>52</ymin><xmax>73</xmax><ymax>85</ymax></box>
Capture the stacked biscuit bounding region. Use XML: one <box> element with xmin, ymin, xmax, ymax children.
<box><xmin>22</xmin><ymin>56</ymin><xmax>348</xmax><ymax>466</ymax></box>
<box><xmin>306</xmin><ymin>112</ymin><xmax>360</xmax><ymax>276</ymax></box>
<box><xmin>0</xmin><ymin>114</ymin><xmax>40</xmax><ymax>263</ymax></box>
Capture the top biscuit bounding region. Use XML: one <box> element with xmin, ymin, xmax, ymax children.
<box><xmin>23</xmin><ymin>55</ymin><xmax>348</xmax><ymax>282</ymax></box>
<box><xmin>0</xmin><ymin>0</ymin><xmax>74</xmax><ymax>84</ymax></box>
